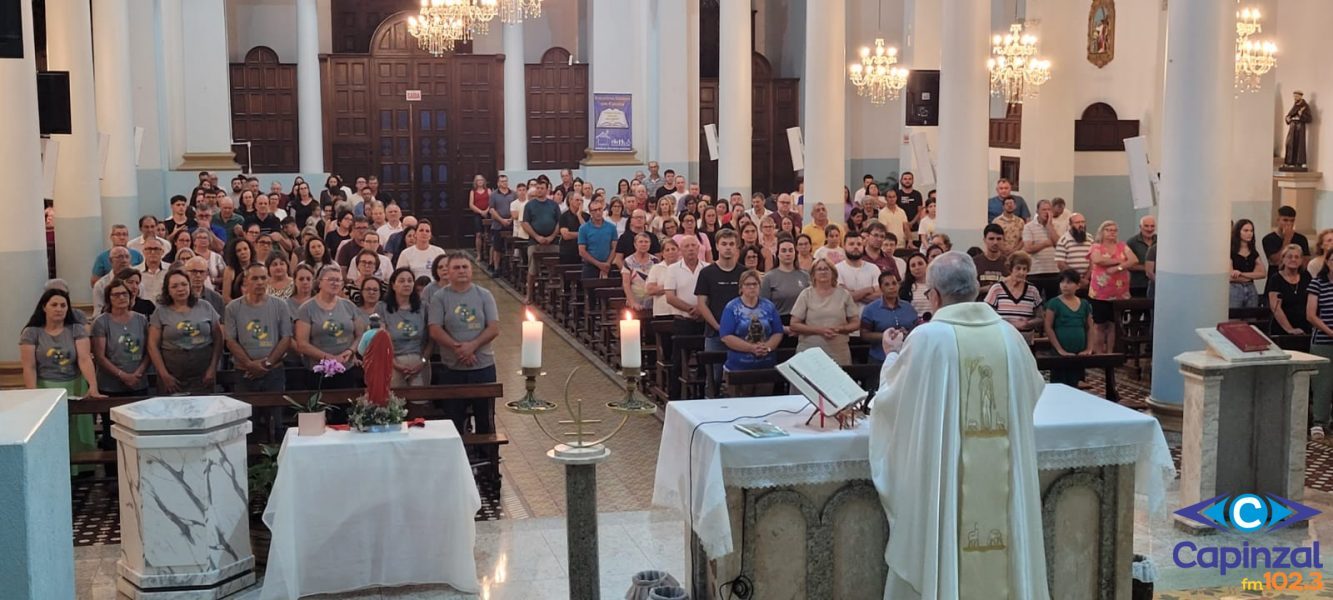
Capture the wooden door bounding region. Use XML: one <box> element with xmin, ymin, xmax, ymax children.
<box><xmin>698</xmin><ymin>81</ymin><xmax>719</xmax><ymax>199</ymax></box>
<box><xmin>526</xmin><ymin>47</ymin><xmax>589</xmax><ymax>170</ymax></box>
<box><xmin>322</xmin><ymin>12</ymin><xmax>504</xmax><ymax>249</ymax></box>
<box><xmin>230</xmin><ymin>47</ymin><xmax>299</xmax><ymax>173</ymax></box>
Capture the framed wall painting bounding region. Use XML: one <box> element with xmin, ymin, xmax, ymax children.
<box><xmin>1087</xmin><ymin>0</ymin><xmax>1116</xmax><ymax>68</ymax></box>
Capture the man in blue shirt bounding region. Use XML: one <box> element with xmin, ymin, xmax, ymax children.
<box><xmin>860</xmin><ymin>271</ymin><xmax>918</xmax><ymax>364</ymax></box>
<box><xmin>90</xmin><ymin>224</ymin><xmax>144</xmax><ymax>288</ymax></box>
<box><xmin>986</xmin><ymin>178</ymin><xmax>1031</xmax><ymax>223</ymax></box>
<box><xmin>577</xmin><ymin>197</ymin><xmax>618</xmax><ymax>279</ymax></box>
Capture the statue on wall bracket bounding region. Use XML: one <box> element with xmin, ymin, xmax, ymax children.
<box><xmin>1281</xmin><ymin>91</ymin><xmax>1314</xmax><ymax>172</ymax></box>
<box><xmin>1087</xmin><ymin>0</ymin><xmax>1116</xmax><ymax>68</ymax></box>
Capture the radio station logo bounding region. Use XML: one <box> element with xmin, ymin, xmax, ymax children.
<box><xmin>1172</xmin><ymin>493</ymin><xmax>1324</xmax><ymax>592</ymax></box>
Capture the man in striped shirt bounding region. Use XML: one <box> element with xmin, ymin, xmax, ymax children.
<box><xmin>1054</xmin><ymin>213</ymin><xmax>1092</xmax><ymax>287</ymax></box>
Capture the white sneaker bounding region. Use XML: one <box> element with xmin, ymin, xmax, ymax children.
<box><xmin>1311</xmin><ymin>426</ymin><xmax>1325</xmax><ymax>440</ymax></box>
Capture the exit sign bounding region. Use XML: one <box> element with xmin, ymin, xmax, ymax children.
<box><xmin>405</xmin><ymin>90</ymin><xmax>422</xmax><ymax>101</ymax></box>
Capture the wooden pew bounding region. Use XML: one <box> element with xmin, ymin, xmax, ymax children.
<box><xmin>1112</xmin><ymin>298</ymin><xmax>1154</xmax><ymax>381</ymax></box>
<box><xmin>67</xmin><ymin>383</ymin><xmax>509</xmax><ymax>486</ymax></box>
<box><xmin>1034</xmin><ymin>353</ymin><xmax>1127</xmax><ymax>403</ymax></box>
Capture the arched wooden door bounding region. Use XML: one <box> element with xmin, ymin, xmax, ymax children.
<box><xmin>324</xmin><ymin>11</ymin><xmax>503</xmax><ymax>249</ymax></box>
<box><xmin>698</xmin><ymin>53</ymin><xmax>800</xmax><ymax>199</ymax></box>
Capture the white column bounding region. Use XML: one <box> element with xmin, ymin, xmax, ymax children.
<box><xmin>805</xmin><ymin>0</ymin><xmax>847</xmax><ymax>221</ymax></box>
<box><xmin>296</xmin><ymin>0</ymin><xmax>325</xmax><ymax>174</ymax></box>
<box><xmin>0</xmin><ymin>0</ymin><xmax>51</xmax><ymax>360</ymax></box>
<box><xmin>653</xmin><ymin>0</ymin><xmax>698</xmax><ymax>180</ymax></box>
<box><xmin>1150</xmin><ymin>0</ymin><xmax>1233</xmax><ymax>409</ymax></box>
<box><xmin>934</xmin><ymin>0</ymin><xmax>990</xmax><ymax>248</ymax></box>
<box><xmin>178</xmin><ymin>0</ymin><xmax>238</xmax><ymax>170</ymax></box>
<box><xmin>583</xmin><ymin>0</ymin><xmax>647</xmax><ymax>169</ymax></box>
<box><xmin>717</xmin><ymin>0</ymin><xmax>752</xmax><ymax>200</ymax></box>
<box><xmin>1017</xmin><ymin>0</ymin><xmax>1077</xmax><ymax>205</ymax></box>
<box><xmin>502</xmin><ymin>22</ymin><xmax>528</xmax><ymax>173</ymax></box>
<box><xmin>897</xmin><ymin>0</ymin><xmax>942</xmax><ymax>183</ymax></box>
<box><xmin>47</xmin><ymin>0</ymin><xmax>104</xmax><ymax>304</ymax></box>
<box><xmin>93</xmin><ymin>0</ymin><xmax>141</xmax><ymax>232</ymax></box>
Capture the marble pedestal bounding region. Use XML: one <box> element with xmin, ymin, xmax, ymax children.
<box><xmin>111</xmin><ymin>396</ymin><xmax>255</xmax><ymax>599</ymax></box>
<box><xmin>0</xmin><ymin>389</ymin><xmax>75</xmax><ymax>599</ymax></box>
<box><xmin>1176</xmin><ymin>351</ymin><xmax>1326</xmax><ymax>531</ymax></box>
<box><xmin>1273</xmin><ymin>170</ymin><xmax>1323</xmax><ymax>235</ymax></box>
<box><xmin>696</xmin><ymin>465</ymin><xmax>1134</xmax><ymax>600</ymax></box>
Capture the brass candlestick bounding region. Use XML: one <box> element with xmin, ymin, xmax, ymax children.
<box><xmin>506</xmin><ymin>367</ymin><xmax>557</xmax><ymax>413</ymax></box>
<box><xmin>607</xmin><ymin>367</ymin><xmax>657</xmax><ymax>415</ymax></box>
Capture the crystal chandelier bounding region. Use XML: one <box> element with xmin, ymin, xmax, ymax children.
<box><xmin>986</xmin><ymin>23</ymin><xmax>1051</xmax><ymax>105</ymax></box>
<box><xmin>848</xmin><ymin>39</ymin><xmax>910</xmax><ymax>104</ymax></box>
<box><xmin>499</xmin><ymin>0</ymin><xmax>542</xmax><ymax>24</ymax></box>
<box><xmin>1234</xmin><ymin>7</ymin><xmax>1277</xmax><ymax>93</ymax></box>
<box><xmin>407</xmin><ymin>0</ymin><xmax>499</xmax><ymax>56</ymax></box>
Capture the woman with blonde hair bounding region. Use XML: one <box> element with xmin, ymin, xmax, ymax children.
<box><xmin>1268</xmin><ymin>243</ymin><xmax>1311</xmax><ymax>335</ymax></box>
<box><xmin>1087</xmin><ymin>220</ymin><xmax>1136</xmax><ymax>354</ymax></box>
<box><xmin>789</xmin><ymin>258</ymin><xmax>860</xmax><ymax>364</ymax></box>
<box><xmin>1309</xmin><ymin>228</ymin><xmax>1333</xmax><ymax>276</ymax></box>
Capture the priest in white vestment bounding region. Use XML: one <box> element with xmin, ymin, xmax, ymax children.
<box><xmin>869</xmin><ymin>251</ymin><xmax>1050</xmax><ymax>600</ymax></box>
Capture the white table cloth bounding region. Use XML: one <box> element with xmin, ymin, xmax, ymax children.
<box><xmin>260</xmin><ymin>421</ymin><xmax>481</xmax><ymax>599</ymax></box>
<box><xmin>651</xmin><ymin>384</ymin><xmax>1175</xmax><ymax>558</ymax></box>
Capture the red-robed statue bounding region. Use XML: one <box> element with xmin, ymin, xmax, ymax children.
<box><xmin>359</xmin><ymin>315</ymin><xmax>394</xmax><ymax>406</ymax></box>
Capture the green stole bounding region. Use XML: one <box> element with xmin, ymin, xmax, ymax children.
<box><xmin>955</xmin><ymin>320</ymin><xmax>1013</xmax><ymax>599</ymax></box>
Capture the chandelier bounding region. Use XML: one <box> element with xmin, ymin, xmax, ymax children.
<box><xmin>986</xmin><ymin>23</ymin><xmax>1051</xmax><ymax>105</ymax></box>
<box><xmin>407</xmin><ymin>0</ymin><xmax>498</xmax><ymax>56</ymax></box>
<box><xmin>848</xmin><ymin>39</ymin><xmax>909</xmax><ymax>104</ymax></box>
<box><xmin>1234</xmin><ymin>7</ymin><xmax>1277</xmax><ymax>92</ymax></box>
<box><xmin>499</xmin><ymin>0</ymin><xmax>542</xmax><ymax>24</ymax></box>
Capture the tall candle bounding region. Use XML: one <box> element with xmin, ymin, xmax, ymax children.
<box><xmin>620</xmin><ymin>312</ymin><xmax>641</xmax><ymax>369</ymax></box>
<box><xmin>521</xmin><ymin>311</ymin><xmax>543</xmax><ymax>368</ymax></box>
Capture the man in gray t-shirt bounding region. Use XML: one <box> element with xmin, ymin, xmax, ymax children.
<box><xmin>224</xmin><ymin>264</ymin><xmax>294</xmax><ymax>391</ymax></box>
<box><xmin>427</xmin><ymin>255</ymin><xmax>501</xmax><ymax>434</ymax></box>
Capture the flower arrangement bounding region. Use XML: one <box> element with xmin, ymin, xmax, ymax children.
<box><xmin>284</xmin><ymin>358</ymin><xmax>344</xmax><ymax>413</ymax></box>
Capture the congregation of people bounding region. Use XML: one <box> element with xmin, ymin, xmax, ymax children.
<box><xmin>26</xmin><ymin>165</ymin><xmax>1333</xmax><ymax>460</ymax></box>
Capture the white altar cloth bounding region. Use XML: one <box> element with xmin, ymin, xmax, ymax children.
<box><xmin>651</xmin><ymin>384</ymin><xmax>1175</xmax><ymax>558</ymax></box>
<box><xmin>260</xmin><ymin>421</ymin><xmax>481</xmax><ymax>599</ymax></box>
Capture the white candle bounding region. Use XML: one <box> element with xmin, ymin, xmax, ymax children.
<box><xmin>620</xmin><ymin>312</ymin><xmax>641</xmax><ymax>369</ymax></box>
<box><xmin>521</xmin><ymin>311</ymin><xmax>543</xmax><ymax>368</ymax></box>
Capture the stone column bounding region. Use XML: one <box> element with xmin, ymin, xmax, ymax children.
<box><xmin>0</xmin><ymin>0</ymin><xmax>49</xmax><ymax>361</ymax></box>
<box><xmin>502</xmin><ymin>22</ymin><xmax>528</xmax><ymax>173</ymax></box>
<box><xmin>581</xmin><ymin>0</ymin><xmax>647</xmax><ymax>170</ymax></box>
<box><xmin>897</xmin><ymin>0</ymin><xmax>942</xmax><ymax>185</ymax></box>
<box><xmin>46</xmin><ymin>0</ymin><xmax>103</xmax><ymax>304</ymax></box>
<box><xmin>1150</xmin><ymin>0</ymin><xmax>1233</xmax><ymax>411</ymax></box>
<box><xmin>934</xmin><ymin>0</ymin><xmax>990</xmax><ymax>248</ymax></box>
<box><xmin>804</xmin><ymin>0</ymin><xmax>846</xmax><ymax>221</ymax></box>
<box><xmin>296</xmin><ymin>0</ymin><xmax>324</xmax><ymax>174</ymax></box>
<box><xmin>92</xmin><ymin>0</ymin><xmax>141</xmax><ymax>235</ymax></box>
<box><xmin>178</xmin><ymin>0</ymin><xmax>239</xmax><ymax>170</ymax></box>
<box><xmin>717</xmin><ymin>0</ymin><xmax>752</xmax><ymax>200</ymax></box>
<box><xmin>1017</xmin><ymin>0</ymin><xmax>1077</xmax><ymax>206</ymax></box>
<box><xmin>652</xmin><ymin>0</ymin><xmax>699</xmax><ymax>181</ymax></box>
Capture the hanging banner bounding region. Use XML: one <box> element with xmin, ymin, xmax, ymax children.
<box><xmin>592</xmin><ymin>93</ymin><xmax>633</xmax><ymax>152</ymax></box>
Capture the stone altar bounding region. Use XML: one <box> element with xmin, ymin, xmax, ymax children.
<box><xmin>1175</xmin><ymin>350</ymin><xmax>1325</xmax><ymax>531</ymax></box>
<box><xmin>112</xmin><ymin>396</ymin><xmax>255</xmax><ymax>599</ymax></box>
<box><xmin>653</xmin><ymin>386</ymin><xmax>1175</xmax><ymax>600</ymax></box>
<box><xmin>0</xmin><ymin>389</ymin><xmax>75</xmax><ymax>599</ymax></box>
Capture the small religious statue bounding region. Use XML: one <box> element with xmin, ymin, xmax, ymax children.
<box><xmin>1281</xmin><ymin>91</ymin><xmax>1313</xmax><ymax>172</ymax></box>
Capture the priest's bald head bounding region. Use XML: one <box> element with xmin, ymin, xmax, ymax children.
<box><xmin>926</xmin><ymin>250</ymin><xmax>980</xmax><ymax>308</ymax></box>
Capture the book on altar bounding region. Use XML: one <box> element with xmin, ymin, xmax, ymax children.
<box><xmin>777</xmin><ymin>347</ymin><xmax>868</xmax><ymax>417</ymax></box>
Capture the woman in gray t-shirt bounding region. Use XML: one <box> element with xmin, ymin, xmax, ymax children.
<box><xmin>18</xmin><ymin>289</ymin><xmax>103</xmax><ymax>474</ymax></box>
<box><xmin>91</xmin><ymin>279</ymin><xmax>150</xmax><ymax>395</ymax></box>
<box><xmin>148</xmin><ymin>270</ymin><xmax>223</xmax><ymax>393</ymax></box>
<box><xmin>382</xmin><ymin>268</ymin><xmax>432</xmax><ymax>387</ymax></box>
<box><xmin>294</xmin><ymin>266</ymin><xmax>367</xmax><ymax>389</ymax></box>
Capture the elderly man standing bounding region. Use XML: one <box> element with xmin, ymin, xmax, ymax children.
<box><xmin>92</xmin><ymin>247</ymin><xmax>135</xmax><ymax>314</ymax></box>
<box><xmin>870</xmin><ymin>251</ymin><xmax>1049</xmax><ymax>599</ymax></box>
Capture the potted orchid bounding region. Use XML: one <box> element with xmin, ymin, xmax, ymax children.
<box><xmin>284</xmin><ymin>358</ymin><xmax>345</xmax><ymax>436</ymax></box>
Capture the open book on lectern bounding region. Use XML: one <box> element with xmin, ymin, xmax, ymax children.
<box><xmin>776</xmin><ymin>348</ymin><xmax>869</xmax><ymax>417</ymax></box>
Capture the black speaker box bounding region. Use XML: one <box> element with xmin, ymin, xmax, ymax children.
<box><xmin>37</xmin><ymin>71</ymin><xmax>71</xmax><ymax>135</ymax></box>
<box><xmin>904</xmin><ymin>70</ymin><xmax>940</xmax><ymax>127</ymax></box>
<box><xmin>0</xmin><ymin>0</ymin><xmax>22</xmax><ymax>58</ymax></box>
